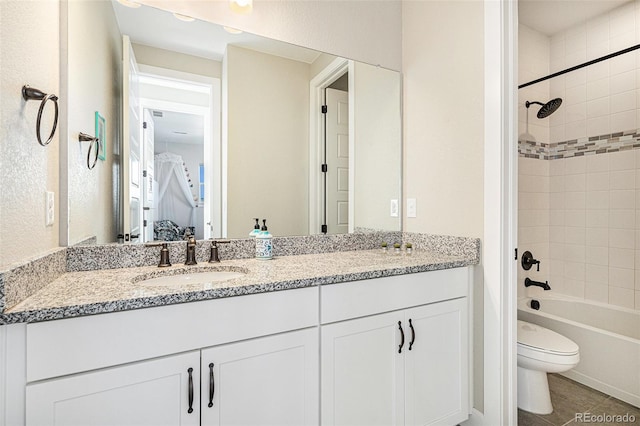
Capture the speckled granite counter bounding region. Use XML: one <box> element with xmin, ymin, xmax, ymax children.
<box><xmin>0</xmin><ymin>247</ymin><xmax>478</xmax><ymax>324</ymax></box>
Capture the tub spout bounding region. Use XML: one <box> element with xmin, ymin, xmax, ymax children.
<box><xmin>525</xmin><ymin>277</ymin><xmax>551</xmax><ymax>290</ymax></box>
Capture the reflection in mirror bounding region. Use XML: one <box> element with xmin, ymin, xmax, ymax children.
<box><xmin>65</xmin><ymin>0</ymin><xmax>401</xmax><ymax>245</ymax></box>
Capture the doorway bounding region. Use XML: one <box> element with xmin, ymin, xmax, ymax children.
<box><xmin>137</xmin><ymin>72</ymin><xmax>219</xmax><ymax>242</ymax></box>
<box><xmin>309</xmin><ymin>58</ymin><xmax>355</xmax><ymax>235</ymax></box>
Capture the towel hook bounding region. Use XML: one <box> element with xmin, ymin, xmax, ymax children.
<box><xmin>79</xmin><ymin>132</ymin><xmax>100</xmax><ymax>170</ymax></box>
<box><xmin>22</xmin><ymin>85</ymin><xmax>59</xmax><ymax>147</ymax></box>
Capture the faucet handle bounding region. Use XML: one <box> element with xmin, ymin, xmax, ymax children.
<box><xmin>521</xmin><ymin>250</ymin><xmax>540</xmax><ymax>271</ymax></box>
<box><xmin>208</xmin><ymin>239</ymin><xmax>230</xmax><ymax>263</ymax></box>
<box><xmin>145</xmin><ymin>241</ymin><xmax>171</xmax><ymax>267</ymax></box>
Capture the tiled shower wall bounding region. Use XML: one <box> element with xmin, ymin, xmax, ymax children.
<box><xmin>519</xmin><ymin>152</ymin><xmax>640</xmax><ymax>310</ymax></box>
<box><xmin>518</xmin><ymin>1</ymin><xmax>640</xmax><ymax>310</ymax></box>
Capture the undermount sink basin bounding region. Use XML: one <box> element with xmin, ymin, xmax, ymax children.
<box><xmin>135</xmin><ymin>269</ymin><xmax>246</xmax><ymax>287</ymax></box>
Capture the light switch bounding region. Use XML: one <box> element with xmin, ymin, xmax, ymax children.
<box><xmin>45</xmin><ymin>191</ymin><xmax>54</xmax><ymax>226</ymax></box>
<box><xmin>390</xmin><ymin>199</ymin><xmax>399</xmax><ymax>217</ymax></box>
<box><xmin>407</xmin><ymin>198</ymin><xmax>417</xmax><ymax>218</ymax></box>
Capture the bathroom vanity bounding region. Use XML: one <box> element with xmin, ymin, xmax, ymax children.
<box><xmin>0</xmin><ymin>245</ymin><xmax>477</xmax><ymax>426</ymax></box>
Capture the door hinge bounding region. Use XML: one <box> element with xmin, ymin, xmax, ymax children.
<box><xmin>143</xmin><ymin>121</ymin><xmax>147</xmax><ymax>129</ymax></box>
<box><xmin>143</xmin><ymin>219</ymin><xmax>147</xmax><ymax>227</ymax></box>
<box><xmin>321</xmin><ymin>105</ymin><xmax>327</xmax><ymax>114</ymax></box>
<box><xmin>321</xmin><ymin>224</ymin><xmax>328</xmax><ymax>234</ymax></box>
<box><xmin>515</xmin><ymin>248</ymin><xmax>518</xmax><ymax>260</ymax></box>
<box><xmin>143</xmin><ymin>170</ymin><xmax>147</xmax><ymax>177</ymax></box>
<box><xmin>321</xmin><ymin>164</ymin><xmax>328</xmax><ymax>173</ymax></box>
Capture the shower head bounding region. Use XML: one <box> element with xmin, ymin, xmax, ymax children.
<box><xmin>526</xmin><ymin>98</ymin><xmax>563</xmax><ymax>119</ymax></box>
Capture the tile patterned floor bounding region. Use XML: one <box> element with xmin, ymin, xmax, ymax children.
<box><xmin>518</xmin><ymin>374</ymin><xmax>640</xmax><ymax>425</ymax></box>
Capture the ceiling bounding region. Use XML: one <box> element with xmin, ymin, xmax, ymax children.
<box><xmin>111</xmin><ymin>0</ymin><xmax>321</xmax><ymax>63</ymax></box>
<box><xmin>151</xmin><ymin>110</ymin><xmax>204</xmax><ymax>148</ymax></box>
<box><xmin>519</xmin><ymin>0</ymin><xmax>633</xmax><ymax>36</ymax></box>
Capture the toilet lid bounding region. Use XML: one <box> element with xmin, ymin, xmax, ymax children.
<box><xmin>518</xmin><ymin>320</ymin><xmax>579</xmax><ymax>355</ymax></box>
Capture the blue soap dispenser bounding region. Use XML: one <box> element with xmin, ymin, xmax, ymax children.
<box><xmin>255</xmin><ymin>219</ymin><xmax>273</xmax><ymax>260</ymax></box>
<box><xmin>249</xmin><ymin>218</ymin><xmax>260</xmax><ymax>238</ymax></box>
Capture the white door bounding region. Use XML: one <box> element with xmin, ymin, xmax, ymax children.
<box><xmin>142</xmin><ymin>109</ymin><xmax>155</xmax><ymax>242</ymax></box>
<box><xmin>325</xmin><ymin>88</ymin><xmax>349</xmax><ymax>234</ymax></box>
<box><xmin>26</xmin><ymin>351</ymin><xmax>200</xmax><ymax>426</ymax></box>
<box><xmin>321</xmin><ymin>311</ymin><xmax>405</xmax><ymax>426</ymax></box>
<box><xmin>404</xmin><ymin>298</ymin><xmax>469</xmax><ymax>426</ymax></box>
<box><xmin>122</xmin><ymin>35</ymin><xmax>142</xmax><ymax>243</ymax></box>
<box><xmin>201</xmin><ymin>328</ymin><xmax>318</xmax><ymax>426</ymax></box>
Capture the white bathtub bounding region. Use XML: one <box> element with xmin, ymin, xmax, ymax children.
<box><xmin>518</xmin><ymin>296</ymin><xmax>640</xmax><ymax>408</ymax></box>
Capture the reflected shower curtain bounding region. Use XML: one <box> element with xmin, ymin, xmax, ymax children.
<box><xmin>154</xmin><ymin>152</ymin><xmax>196</xmax><ymax>229</ymax></box>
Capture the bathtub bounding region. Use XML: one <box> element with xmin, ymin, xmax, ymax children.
<box><xmin>518</xmin><ymin>296</ymin><xmax>640</xmax><ymax>408</ymax></box>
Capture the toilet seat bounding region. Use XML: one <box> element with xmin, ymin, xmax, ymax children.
<box><xmin>517</xmin><ymin>320</ymin><xmax>579</xmax><ymax>362</ymax></box>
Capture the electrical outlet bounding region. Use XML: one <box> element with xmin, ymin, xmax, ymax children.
<box><xmin>407</xmin><ymin>198</ymin><xmax>417</xmax><ymax>218</ymax></box>
<box><xmin>390</xmin><ymin>199</ymin><xmax>399</xmax><ymax>217</ymax></box>
<box><xmin>46</xmin><ymin>191</ymin><xmax>54</xmax><ymax>226</ymax></box>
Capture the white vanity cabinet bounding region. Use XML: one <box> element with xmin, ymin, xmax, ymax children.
<box><xmin>200</xmin><ymin>328</ymin><xmax>318</xmax><ymax>425</ymax></box>
<box><xmin>22</xmin><ymin>287</ymin><xmax>319</xmax><ymax>426</ymax></box>
<box><xmin>320</xmin><ymin>268</ymin><xmax>470</xmax><ymax>426</ymax></box>
<box><xmin>26</xmin><ymin>351</ymin><xmax>202</xmax><ymax>426</ymax></box>
<box><xmin>26</xmin><ymin>328</ymin><xmax>319</xmax><ymax>426</ymax></box>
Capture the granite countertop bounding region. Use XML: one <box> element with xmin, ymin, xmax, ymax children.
<box><xmin>0</xmin><ymin>248</ymin><xmax>477</xmax><ymax>324</ymax></box>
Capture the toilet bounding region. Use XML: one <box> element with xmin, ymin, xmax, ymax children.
<box><xmin>517</xmin><ymin>320</ymin><xmax>580</xmax><ymax>414</ymax></box>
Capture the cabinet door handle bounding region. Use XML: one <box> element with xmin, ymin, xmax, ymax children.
<box><xmin>208</xmin><ymin>363</ymin><xmax>215</xmax><ymax>408</ymax></box>
<box><xmin>398</xmin><ymin>321</ymin><xmax>405</xmax><ymax>353</ymax></box>
<box><xmin>187</xmin><ymin>367</ymin><xmax>194</xmax><ymax>414</ymax></box>
<box><xmin>409</xmin><ymin>318</ymin><xmax>415</xmax><ymax>350</ymax></box>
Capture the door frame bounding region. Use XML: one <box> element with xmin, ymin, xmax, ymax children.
<box><xmin>136</xmin><ymin>68</ymin><xmax>221</xmax><ymax>239</ymax></box>
<box><xmin>308</xmin><ymin>57</ymin><xmax>355</xmax><ymax>235</ymax></box>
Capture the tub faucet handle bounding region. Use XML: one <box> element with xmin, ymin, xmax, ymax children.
<box><xmin>521</xmin><ymin>250</ymin><xmax>540</xmax><ymax>271</ymax></box>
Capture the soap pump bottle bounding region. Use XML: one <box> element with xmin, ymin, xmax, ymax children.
<box><xmin>255</xmin><ymin>219</ymin><xmax>273</xmax><ymax>260</ymax></box>
<box><xmin>249</xmin><ymin>218</ymin><xmax>260</xmax><ymax>238</ymax></box>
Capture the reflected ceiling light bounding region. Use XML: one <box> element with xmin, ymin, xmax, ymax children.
<box><xmin>117</xmin><ymin>0</ymin><xmax>141</xmax><ymax>8</ymax></box>
<box><xmin>173</xmin><ymin>13</ymin><xmax>195</xmax><ymax>22</ymax></box>
<box><xmin>229</xmin><ymin>0</ymin><xmax>253</xmax><ymax>14</ymax></box>
<box><xmin>223</xmin><ymin>26</ymin><xmax>243</xmax><ymax>34</ymax></box>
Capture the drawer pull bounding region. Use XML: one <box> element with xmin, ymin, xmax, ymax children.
<box><xmin>208</xmin><ymin>363</ymin><xmax>215</xmax><ymax>408</ymax></box>
<box><xmin>409</xmin><ymin>319</ymin><xmax>415</xmax><ymax>350</ymax></box>
<box><xmin>187</xmin><ymin>367</ymin><xmax>194</xmax><ymax>414</ymax></box>
<box><xmin>398</xmin><ymin>321</ymin><xmax>405</xmax><ymax>353</ymax></box>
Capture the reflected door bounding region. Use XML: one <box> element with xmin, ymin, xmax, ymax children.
<box><xmin>142</xmin><ymin>109</ymin><xmax>155</xmax><ymax>243</ymax></box>
<box><xmin>325</xmin><ymin>88</ymin><xmax>349</xmax><ymax>234</ymax></box>
<box><xmin>122</xmin><ymin>35</ymin><xmax>142</xmax><ymax>243</ymax></box>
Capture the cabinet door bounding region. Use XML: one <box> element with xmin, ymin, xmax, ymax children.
<box><xmin>321</xmin><ymin>311</ymin><xmax>405</xmax><ymax>426</ymax></box>
<box><xmin>201</xmin><ymin>327</ymin><xmax>318</xmax><ymax>426</ymax></box>
<box><xmin>404</xmin><ymin>298</ymin><xmax>469</xmax><ymax>426</ymax></box>
<box><xmin>26</xmin><ymin>351</ymin><xmax>200</xmax><ymax>426</ymax></box>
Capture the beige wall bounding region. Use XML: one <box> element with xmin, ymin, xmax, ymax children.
<box><xmin>402</xmin><ymin>0</ymin><xmax>485</xmax><ymax>411</ymax></box>
<box><xmin>353</xmin><ymin>62</ymin><xmax>402</xmax><ymax>231</ymax></box>
<box><xmin>133</xmin><ymin>43</ymin><xmax>222</xmax><ymax>79</ymax></box>
<box><xmin>65</xmin><ymin>0</ymin><xmax>122</xmax><ymax>245</ymax></box>
<box><xmin>0</xmin><ymin>0</ymin><xmax>60</xmax><ymax>268</ymax></box>
<box><xmin>137</xmin><ymin>0</ymin><xmax>402</xmax><ymax>72</ymax></box>
<box><xmin>225</xmin><ymin>46</ymin><xmax>309</xmax><ymax>238</ymax></box>
<box><xmin>402</xmin><ymin>1</ymin><xmax>484</xmax><ymax>238</ymax></box>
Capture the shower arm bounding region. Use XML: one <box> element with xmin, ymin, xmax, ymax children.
<box><xmin>525</xmin><ymin>101</ymin><xmax>544</xmax><ymax>108</ymax></box>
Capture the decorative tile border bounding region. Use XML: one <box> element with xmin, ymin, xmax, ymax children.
<box><xmin>518</xmin><ymin>129</ymin><xmax>640</xmax><ymax>160</ymax></box>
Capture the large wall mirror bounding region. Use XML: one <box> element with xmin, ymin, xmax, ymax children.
<box><xmin>64</xmin><ymin>0</ymin><xmax>402</xmax><ymax>245</ymax></box>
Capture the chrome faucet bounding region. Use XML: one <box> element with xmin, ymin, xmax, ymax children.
<box><xmin>185</xmin><ymin>235</ymin><xmax>197</xmax><ymax>265</ymax></box>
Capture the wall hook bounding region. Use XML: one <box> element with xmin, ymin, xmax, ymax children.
<box><xmin>79</xmin><ymin>132</ymin><xmax>100</xmax><ymax>170</ymax></box>
<box><xmin>22</xmin><ymin>85</ymin><xmax>59</xmax><ymax>147</ymax></box>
